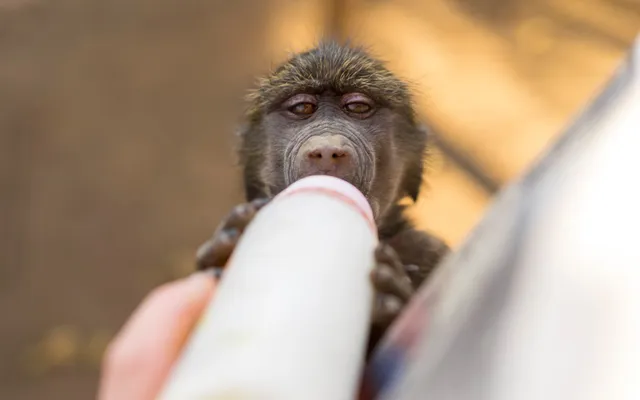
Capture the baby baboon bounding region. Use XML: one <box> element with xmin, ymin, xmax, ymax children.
<box><xmin>196</xmin><ymin>41</ymin><xmax>449</xmax><ymax>356</ymax></box>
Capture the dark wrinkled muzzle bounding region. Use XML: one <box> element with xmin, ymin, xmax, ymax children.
<box><xmin>283</xmin><ymin>120</ymin><xmax>376</xmax><ymax>197</ymax></box>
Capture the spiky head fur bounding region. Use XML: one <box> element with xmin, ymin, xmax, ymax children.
<box><xmin>245</xmin><ymin>42</ymin><xmax>417</xmax><ymax>124</ymax></box>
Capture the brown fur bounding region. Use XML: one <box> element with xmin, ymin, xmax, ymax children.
<box><xmin>233</xmin><ymin>41</ymin><xmax>449</xmax><ymax>352</ymax></box>
<box><xmin>245</xmin><ymin>42</ymin><xmax>417</xmax><ymax>123</ymax></box>
<box><xmin>238</xmin><ymin>42</ymin><xmax>428</xmax><ymax>217</ymax></box>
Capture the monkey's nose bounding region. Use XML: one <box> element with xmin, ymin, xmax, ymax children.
<box><xmin>305</xmin><ymin>146</ymin><xmax>351</xmax><ymax>172</ymax></box>
<box><xmin>307</xmin><ymin>146</ymin><xmax>348</xmax><ymax>160</ymax></box>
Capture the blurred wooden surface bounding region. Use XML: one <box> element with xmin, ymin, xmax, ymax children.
<box><xmin>0</xmin><ymin>1</ymin><xmax>638</xmax><ymax>399</ymax></box>
<box><xmin>0</xmin><ymin>2</ymin><xmax>270</xmax><ymax>399</ymax></box>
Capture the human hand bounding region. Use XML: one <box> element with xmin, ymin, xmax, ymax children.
<box><xmin>97</xmin><ymin>272</ymin><xmax>216</xmax><ymax>400</ymax></box>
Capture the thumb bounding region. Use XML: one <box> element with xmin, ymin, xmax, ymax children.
<box><xmin>98</xmin><ymin>272</ymin><xmax>216</xmax><ymax>400</ymax></box>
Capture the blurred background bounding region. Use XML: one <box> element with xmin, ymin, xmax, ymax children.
<box><xmin>0</xmin><ymin>0</ymin><xmax>638</xmax><ymax>398</ymax></box>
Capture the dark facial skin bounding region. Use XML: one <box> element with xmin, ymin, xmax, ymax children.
<box><xmin>195</xmin><ymin>42</ymin><xmax>450</xmax><ymax>358</ymax></box>
<box><xmin>261</xmin><ymin>89</ymin><xmax>402</xmax><ymax>219</ymax></box>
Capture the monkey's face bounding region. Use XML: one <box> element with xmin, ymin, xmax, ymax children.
<box><xmin>239</xmin><ymin>42</ymin><xmax>427</xmax><ymax>221</ymax></box>
<box><xmin>257</xmin><ymin>90</ymin><xmax>419</xmax><ymax>219</ymax></box>
<box><xmin>278</xmin><ymin>92</ymin><xmax>376</xmax><ymax>191</ymax></box>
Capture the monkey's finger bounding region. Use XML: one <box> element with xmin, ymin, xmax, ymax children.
<box><xmin>370</xmin><ymin>264</ymin><xmax>413</xmax><ymax>302</ymax></box>
<box><xmin>219</xmin><ymin>204</ymin><xmax>258</xmax><ymax>233</ymax></box>
<box><xmin>424</xmin><ymin>235</ymin><xmax>450</xmax><ymax>266</ymax></box>
<box><xmin>371</xmin><ymin>294</ymin><xmax>403</xmax><ymax>327</ymax></box>
<box><xmin>208</xmin><ymin>267</ymin><xmax>224</xmax><ymax>279</ymax></box>
<box><xmin>250</xmin><ymin>197</ymin><xmax>271</xmax><ymax>211</ymax></box>
<box><xmin>196</xmin><ymin>199</ymin><xmax>269</xmax><ymax>270</ymax></box>
<box><xmin>195</xmin><ymin>228</ymin><xmax>240</xmax><ymax>270</ymax></box>
<box><xmin>374</xmin><ymin>243</ymin><xmax>405</xmax><ymax>275</ymax></box>
<box><xmin>219</xmin><ymin>198</ymin><xmax>270</xmax><ymax>233</ymax></box>
<box><xmin>403</xmin><ymin>264</ymin><xmax>423</xmax><ymax>288</ymax></box>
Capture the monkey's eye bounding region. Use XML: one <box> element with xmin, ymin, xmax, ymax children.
<box><xmin>289</xmin><ymin>102</ymin><xmax>317</xmax><ymax>116</ymax></box>
<box><xmin>342</xmin><ymin>93</ymin><xmax>375</xmax><ymax>118</ymax></box>
<box><xmin>283</xmin><ymin>94</ymin><xmax>318</xmax><ymax>118</ymax></box>
<box><xmin>344</xmin><ymin>102</ymin><xmax>372</xmax><ymax>114</ymax></box>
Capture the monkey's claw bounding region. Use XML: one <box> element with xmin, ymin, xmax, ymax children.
<box><xmin>195</xmin><ymin>198</ymin><xmax>270</xmax><ymax>273</ymax></box>
<box><xmin>370</xmin><ymin>242</ymin><xmax>415</xmax><ymax>328</ymax></box>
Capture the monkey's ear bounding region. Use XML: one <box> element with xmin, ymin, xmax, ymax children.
<box><xmin>243</xmin><ymin>159</ymin><xmax>267</xmax><ymax>201</ymax></box>
<box><xmin>234</xmin><ymin>122</ymin><xmax>251</xmax><ymax>139</ymax></box>
<box><xmin>402</xmin><ymin>161</ymin><xmax>424</xmax><ymax>202</ymax></box>
<box><xmin>236</xmin><ymin>123</ymin><xmax>268</xmax><ymax>201</ymax></box>
<box><xmin>231</xmin><ymin>123</ymin><xmax>251</xmax><ymax>169</ymax></box>
<box><xmin>402</xmin><ymin>124</ymin><xmax>430</xmax><ymax>202</ymax></box>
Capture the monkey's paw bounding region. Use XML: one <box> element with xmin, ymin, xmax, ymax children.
<box><xmin>195</xmin><ymin>198</ymin><xmax>270</xmax><ymax>276</ymax></box>
<box><xmin>369</xmin><ymin>242</ymin><xmax>416</xmax><ymax>330</ymax></box>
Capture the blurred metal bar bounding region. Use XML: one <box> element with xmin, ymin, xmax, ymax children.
<box><xmin>366</xmin><ymin>33</ymin><xmax>640</xmax><ymax>400</ymax></box>
<box><xmin>325</xmin><ymin>0</ymin><xmax>348</xmax><ymax>41</ymax></box>
<box><xmin>533</xmin><ymin>0</ymin><xmax>634</xmax><ymax>49</ymax></box>
<box><xmin>430</xmin><ymin>132</ymin><xmax>501</xmax><ymax>194</ymax></box>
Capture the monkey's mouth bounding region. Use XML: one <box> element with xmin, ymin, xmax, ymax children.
<box><xmin>284</xmin><ymin>134</ymin><xmax>375</xmax><ymax>198</ymax></box>
<box><xmin>292</xmin><ymin>169</ymin><xmax>363</xmax><ymax>192</ymax></box>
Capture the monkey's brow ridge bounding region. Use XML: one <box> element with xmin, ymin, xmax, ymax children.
<box><xmin>245</xmin><ymin>42</ymin><xmax>414</xmax><ymax>119</ymax></box>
